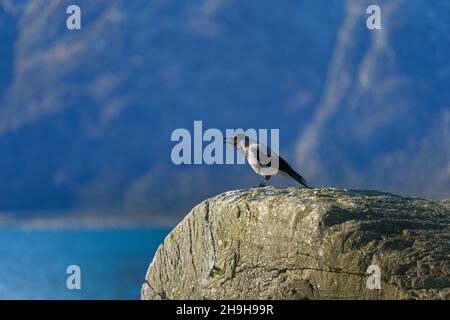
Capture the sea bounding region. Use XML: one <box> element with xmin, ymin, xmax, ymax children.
<box><xmin>0</xmin><ymin>229</ymin><xmax>169</xmax><ymax>300</ymax></box>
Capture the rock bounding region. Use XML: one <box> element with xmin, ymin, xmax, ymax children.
<box><xmin>141</xmin><ymin>187</ymin><xmax>450</xmax><ymax>300</ymax></box>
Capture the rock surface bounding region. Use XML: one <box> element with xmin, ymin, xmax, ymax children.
<box><xmin>141</xmin><ymin>187</ymin><xmax>450</xmax><ymax>300</ymax></box>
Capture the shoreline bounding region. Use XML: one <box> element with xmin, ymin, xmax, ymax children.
<box><xmin>0</xmin><ymin>211</ymin><xmax>180</xmax><ymax>231</ymax></box>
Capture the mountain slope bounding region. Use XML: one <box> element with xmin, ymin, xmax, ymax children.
<box><xmin>0</xmin><ymin>0</ymin><xmax>448</xmax><ymax>217</ymax></box>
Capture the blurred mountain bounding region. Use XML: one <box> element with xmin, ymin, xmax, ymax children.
<box><xmin>0</xmin><ymin>0</ymin><xmax>448</xmax><ymax>219</ymax></box>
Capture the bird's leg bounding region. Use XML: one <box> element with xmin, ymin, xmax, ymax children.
<box><xmin>257</xmin><ymin>176</ymin><xmax>271</xmax><ymax>188</ymax></box>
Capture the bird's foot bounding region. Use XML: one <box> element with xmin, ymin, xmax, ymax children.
<box><xmin>256</xmin><ymin>176</ymin><xmax>271</xmax><ymax>188</ymax></box>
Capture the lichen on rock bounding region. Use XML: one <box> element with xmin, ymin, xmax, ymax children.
<box><xmin>141</xmin><ymin>187</ymin><xmax>450</xmax><ymax>300</ymax></box>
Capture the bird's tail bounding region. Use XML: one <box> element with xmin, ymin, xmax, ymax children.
<box><xmin>284</xmin><ymin>167</ymin><xmax>311</xmax><ymax>188</ymax></box>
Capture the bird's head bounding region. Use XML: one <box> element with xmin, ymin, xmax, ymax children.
<box><xmin>224</xmin><ymin>133</ymin><xmax>249</xmax><ymax>150</ymax></box>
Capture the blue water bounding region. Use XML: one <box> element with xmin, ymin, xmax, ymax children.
<box><xmin>0</xmin><ymin>229</ymin><xmax>169</xmax><ymax>299</ymax></box>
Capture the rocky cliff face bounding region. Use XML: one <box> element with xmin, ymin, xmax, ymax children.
<box><xmin>1</xmin><ymin>1</ymin><xmax>450</xmax><ymax>214</ymax></box>
<box><xmin>142</xmin><ymin>187</ymin><xmax>450</xmax><ymax>300</ymax></box>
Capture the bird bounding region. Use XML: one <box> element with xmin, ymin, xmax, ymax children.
<box><xmin>224</xmin><ymin>133</ymin><xmax>311</xmax><ymax>188</ymax></box>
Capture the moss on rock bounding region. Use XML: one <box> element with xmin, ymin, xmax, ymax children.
<box><xmin>142</xmin><ymin>187</ymin><xmax>450</xmax><ymax>300</ymax></box>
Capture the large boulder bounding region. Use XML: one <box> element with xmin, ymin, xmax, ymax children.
<box><xmin>141</xmin><ymin>187</ymin><xmax>450</xmax><ymax>299</ymax></box>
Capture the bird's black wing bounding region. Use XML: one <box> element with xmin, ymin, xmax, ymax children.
<box><xmin>279</xmin><ymin>156</ymin><xmax>310</xmax><ymax>188</ymax></box>
<box><xmin>255</xmin><ymin>144</ymin><xmax>272</xmax><ymax>168</ymax></box>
